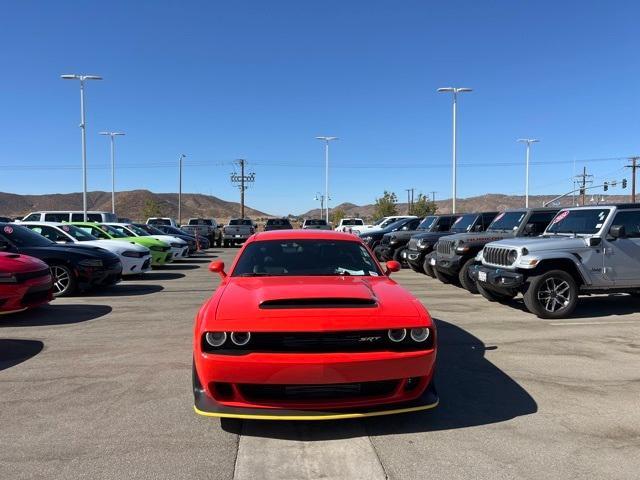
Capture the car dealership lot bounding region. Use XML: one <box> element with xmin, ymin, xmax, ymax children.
<box><xmin>1</xmin><ymin>249</ymin><xmax>639</xmax><ymax>480</ymax></box>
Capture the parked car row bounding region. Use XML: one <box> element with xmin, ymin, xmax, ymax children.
<box><xmin>395</xmin><ymin>204</ymin><xmax>640</xmax><ymax>319</ymax></box>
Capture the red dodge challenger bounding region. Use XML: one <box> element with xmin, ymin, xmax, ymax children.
<box><xmin>193</xmin><ymin>230</ymin><xmax>438</xmax><ymax>420</ymax></box>
<box><xmin>0</xmin><ymin>251</ymin><xmax>54</xmax><ymax>315</ymax></box>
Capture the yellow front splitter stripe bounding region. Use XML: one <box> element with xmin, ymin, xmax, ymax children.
<box><xmin>194</xmin><ymin>399</ymin><xmax>438</xmax><ymax>421</ymax></box>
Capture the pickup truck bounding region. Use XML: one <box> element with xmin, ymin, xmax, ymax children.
<box><xmin>334</xmin><ymin>218</ymin><xmax>364</xmax><ymax>233</ymax></box>
<box><xmin>301</xmin><ymin>219</ymin><xmax>332</xmax><ymax>230</ymax></box>
<box><xmin>431</xmin><ymin>208</ymin><xmax>559</xmax><ymax>293</ymax></box>
<box><xmin>264</xmin><ymin>218</ymin><xmax>293</xmax><ymax>231</ymax></box>
<box><xmin>222</xmin><ymin>218</ymin><xmax>255</xmax><ymax>247</ymax></box>
<box><xmin>470</xmin><ymin>204</ymin><xmax>640</xmax><ymax>318</ymax></box>
<box><xmin>180</xmin><ymin>218</ymin><xmax>222</xmax><ymax>247</ymax></box>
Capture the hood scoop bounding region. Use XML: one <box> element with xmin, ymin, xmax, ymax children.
<box><xmin>259</xmin><ymin>297</ymin><xmax>378</xmax><ymax>310</ymax></box>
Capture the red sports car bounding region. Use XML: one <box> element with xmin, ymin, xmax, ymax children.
<box><xmin>193</xmin><ymin>230</ymin><xmax>438</xmax><ymax>420</ymax></box>
<box><xmin>0</xmin><ymin>251</ymin><xmax>54</xmax><ymax>315</ymax></box>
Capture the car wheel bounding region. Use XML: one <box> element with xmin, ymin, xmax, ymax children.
<box><xmin>433</xmin><ymin>268</ymin><xmax>455</xmax><ymax>284</ymax></box>
<box><xmin>223</xmin><ymin>240</ymin><xmax>230</xmax><ymax>248</ymax></box>
<box><xmin>50</xmin><ymin>264</ymin><xmax>77</xmax><ymax>297</ymax></box>
<box><xmin>392</xmin><ymin>247</ymin><xmax>408</xmax><ymax>267</ymax></box>
<box><xmin>458</xmin><ymin>258</ymin><xmax>479</xmax><ymax>294</ymax></box>
<box><xmin>523</xmin><ymin>270</ymin><xmax>578</xmax><ymax>319</ymax></box>
<box><xmin>477</xmin><ymin>282</ymin><xmax>516</xmax><ymax>303</ymax></box>
<box><xmin>422</xmin><ymin>258</ymin><xmax>435</xmax><ymax>278</ymax></box>
<box><xmin>409</xmin><ymin>262</ymin><xmax>424</xmax><ymax>274</ymax></box>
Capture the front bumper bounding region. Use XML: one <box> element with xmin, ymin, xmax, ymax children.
<box><xmin>223</xmin><ymin>234</ymin><xmax>251</xmax><ymax>242</ymax></box>
<box><xmin>405</xmin><ymin>248</ymin><xmax>426</xmax><ymax>267</ymax></box>
<box><xmin>469</xmin><ymin>265</ymin><xmax>524</xmax><ymax>289</ymax></box>
<box><xmin>0</xmin><ymin>276</ymin><xmax>53</xmax><ymax>314</ymax></box>
<box><xmin>150</xmin><ymin>250</ymin><xmax>171</xmax><ymax>266</ymax></box>
<box><xmin>121</xmin><ymin>255</ymin><xmax>152</xmax><ymax>276</ymax></box>
<box><xmin>193</xmin><ymin>348</ymin><xmax>436</xmax><ymax>419</ymax></box>
<box><xmin>170</xmin><ymin>246</ymin><xmax>189</xmax><ymax>259</ymax></box>
<box><xmin>433</xmin><ymin>254</ymin><xmax>464</xmax><ymax>275</ymax></box>
<box><xmin>77</xmin><ymin>261</ymin><xmax>123</xmax><ymax>289</ymax></box>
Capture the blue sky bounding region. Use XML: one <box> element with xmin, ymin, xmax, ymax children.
<box><xmin>1</xmin><ymin>1</ymin><xmax>639</xmax><ymax>215</ymax></box>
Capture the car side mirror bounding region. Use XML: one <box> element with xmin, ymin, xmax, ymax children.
<box><xmin>610</xmin><ymin>225</ymin><xmax>626</xmax><ymax>239</ymax></box>
<box><xmin>385</xmin><ymin>260</ymin><xmax>401</xmax><ymax>275</ymax></box>
<box><xmin>209</xmin><ymin>261</ymin><xmax>227</xmax><ymax>278</ymax></box>
<box><xmin>524</xmin><ymin>223</ymin><xmax>538</xmax><ymax>235</ymax></box>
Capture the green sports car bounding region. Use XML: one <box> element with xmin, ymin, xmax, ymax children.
<box><xmin>70</xmin><ymin>222</ymin><xmax>173</xmax><ymax>267</ymax></box>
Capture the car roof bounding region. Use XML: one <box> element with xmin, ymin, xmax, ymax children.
<box><xmin>250</xmin><ymin>230</ymin><xmax>363</xmax><ymax>242</ymax></box>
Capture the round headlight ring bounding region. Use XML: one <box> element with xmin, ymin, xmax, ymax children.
<box><xmin>410</xmin><ymin>327</ymin><xmax>430</xmax><ymax>342</ymax></box>
<box><xmin>205</xmin><ymin>331</ymin><xmax>227</xmax><ymax>347</ymax></box>
<box><xmin>230</xmin><ymin>332</ymin><xmax>251</xmax><ymax>346</ymax></box>
<box><xmin>507</xmin><ymin>249</ymin><xmax>518</xmax><ymax>264</ymax></box>
<box><xmin>388</xmin><ymin>328</ymin><xmax>407</xmax><ymax>342</ymax></box>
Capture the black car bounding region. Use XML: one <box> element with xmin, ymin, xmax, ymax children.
<box><xmin>405</xmin><ymin>212</ymin><xmax>498</xmax><ymax>276</ymax></box>
<box><xmin>359</xmin><ymin>217</ymin><xmax>421</xmax><ymax>250</ymax></box>
<box><xmin>133</xmin><ymin>223</ymin><xmax>198</xmax><ymax>254</ymax></box>
<box><xmin>375</xmin><ymin>214</ymin><xmax>458</xmax><ymax>265</ymax></box>
<box><xmin>153</xmin><ymin>225</ymin><xmax>210</xmax><ymax>250</ymax></box>
<box><xmin>0</xmin><ymin>222</ymin><xmax>122</xmax><ymax>297</ymax></box>
<box><xmin>264</xmin><ymin>218</ymin><xmax>293</xmax><ymax>231</ymax></box>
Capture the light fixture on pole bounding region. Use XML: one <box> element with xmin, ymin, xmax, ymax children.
<box><xmin>61</xmin><ymin>74</ymin><xmax>103</xmax><ymax>221</ymax></box>
<box><xmin>99</xmin><ymin>131</ymin><xmax>125</xmax><ymax>214</ymax></box>
<box><xmin>178</xmin><ymin>154</ymin><xmax>186</xmax><ymax>225</ymax></box>
<box><xmin>517</xmin><ymin>138</ymin><xmax>539</xmax><ymax>208</ymax></box>
<box><xmin>437</xmin><ymin>87</ymin><xmax>472</xmax><ymax>214</ymax></box>
<box><xmin>315</xmin><ymin>136</ymin><xmax>338</xmax><ymax>223</ymax></box>
<box><xmin>314</xmin><ymin>192</ymin><xmax>325</xmax><ymax>219</ymax></box>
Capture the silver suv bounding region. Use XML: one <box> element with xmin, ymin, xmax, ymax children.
<box><xmin>470</xmin><ymin>204</ymin><xmax>640</xmax><ymax>318</ymax></box>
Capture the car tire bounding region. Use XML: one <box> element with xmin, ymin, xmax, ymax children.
<box><xmin>223</xmin><ymin>240</ymin><xmax>230</xmax><ymax>248</ymax></box>
<box><xmin>458</xmin><ymin>258</ymin><xmax>479</xmax><ymax>294</ymax></box>
<box><xmin>409</xmin><ymin>262</ymin><xmax>424</xmax><ymax>274</ymax></box>
<box><xmin>392</xmin><ymin>247</ymin><xmax>408</xmax><ymax>267</ymax></box>
<box><xmin>477</xmin><ymin>282</ymin><xmax>516</xmax><ymax>303</ymax></box>
<box><xmin>422</xmin><ymin>258</ymin><xmax>435</xmax><ymax>278</ymax></box>
<box><xmin>433</xmin><ymin>268</ymin><xmax>455</xmax><ymax>284</ymax></box>
<box><xmin>50</xmin><ymin>264</ymin><xmax>77</xmax><ymax>297</ymax></box>
<box><xmin>523</xmin><ymin>270</ymin><xmax>578</xmax><ymax>319</ymax></box>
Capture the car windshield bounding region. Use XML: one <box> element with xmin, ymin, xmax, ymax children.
<box><xmin>137</xmin><ymin>224</ymin><xmax>165</xmax><ymax>235</ymax></box>
<box><xmin>546</xmin><ymin>209</ymin><xmax>611</xmax><ymax>235</ymax></box>
<box><xmin>488</xmin><ymin>211</ymin><xmax>527</xmax><ymax>232</ymax></box>
<box><xmin>418</xmin><ymin>216</ymin><xmax>437</xmax><ymax>230</ymax></box>
<box><xmin>1</xmin><ymin>224</ymin><xmax>53</xmax><ymax>247</ymax></box>
<box><xmin>229</xmin><ymin>219</ymin><xmax>253</xmax><ymax>226</ymax></box>
<box><xmin>341</xmin><ymin>219</ymin><xmax>364</xmax><ymax>226</ymax></box>
<box><xmin>233</xmin><ymin>240</ymin><xmax>382</xmax><ymax>277</ymax></box>
<box><xmin>381</xmin><ymin>219</ymin><xmax>408</xmax><ymax>232</ymax></box>
<box><xmin>305</xmin><ymin>219</ymin><xmax>327</xmax><ymax>226</ymax></box>
<box><xmin>61</xmin><ymin>225</ymin><xmax>98</xmax><ymax>241</ymax></box>
<box><xmin>100</xmin><ymin>224</ymin><xmax>131</xmax><ymax>238</ymax></box>
<box><xmin>165</xmin><ymin>226</ymin><xmax>188</xmax><ymax>235</ymax></box>
<box><xmin>125</xmin><ymin>224</ymin><xmax>151</xmax><ymax>236</ymax></box>
<box><xmin>451</xmin><ymin>214</ymin><xmax>478</xmax><ymax>232</ymax></box>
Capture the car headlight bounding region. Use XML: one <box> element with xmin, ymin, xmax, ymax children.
<box><xmin>389</xmin><ymin>237</ymin><xmax>397</xmax><ymax>244</ymax></box>
<box><xmin>122</xmin><ymin>250</ymin><xmax>144</xmax><ymax>258</ymax></box>
<box><xmin>507</xmin><ymin>249</ymin><xmax>518</xmax><ymax>264</ymax></box>
<box><xmin>0</xmin><ymin>273</ymin><xmax>17</xmax><ymax>283</ymax></box>
<box><xmin>150</xmin><ymin>246</ymin><xmax>164</xmax><ymax>252</ymax></box>
<box><xmin>417</xmin><ymin>239</ymin><xmax>431</xmax><ymax>249</ymax></box>
<box><xmin>78</xmin><ymin>259</ymin><xmax>103</xmax><ymax>267</ymax></box>
<box><xmin>455</xmin><ymin>240</ymin><xmax>470</xmax><ymax>253</ymax></box>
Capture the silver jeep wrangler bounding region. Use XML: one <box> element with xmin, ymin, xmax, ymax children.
<box><xmin>469</xmin><ymin>204</ymin><xmax>640</xmax><ymax>318</ymax></box>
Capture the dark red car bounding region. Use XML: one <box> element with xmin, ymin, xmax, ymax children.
<box><xmin>0</xmin><ymin>251</ymin><xmax>53</xmax><ymax>315</ymax></box>
<box><xmin>193</xmin><ymin>230</ymin><xmax>438</xmax><ymax>420</ymax></box>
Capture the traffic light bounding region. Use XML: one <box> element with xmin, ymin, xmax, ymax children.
<box><xmin>604</xmin><ymin>182</ymin><xmax>608</xmax><ymax>192</ymax></box>
<box><xmin>622</xmin><ymin>178</ymin><xmax>628</xmax><ymax>189</ymax></box>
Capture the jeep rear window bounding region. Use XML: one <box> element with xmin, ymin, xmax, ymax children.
<box><xmin>488</xmin><ymin>211</ymin><xmax>526</xmax><ymax>232</ymax></box>
<box><xmin>546</xmin><ymin>209</ymin><xmax>611</xmax><ymax>235</ymax></box>
<box><xmin>451</xmin><ymin>214</ymin><xmax>478</xmax><ymax>232</ymax></box>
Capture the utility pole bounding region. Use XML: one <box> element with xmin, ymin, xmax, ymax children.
<box><xmin>430</xmin><ymin>191</ymin><xmax>437</xmax><ymax>203</ymax></box>
<box><xmin>240</xmin><ymin>159</ymin><xmax>245</xmax><ymax>218</ymax></box>
<box><xmin>410</xmin><ymin>188</ymin><xmax>415</xmax><ymax>212</ymax></box>
<box><xmin>230</xmin><ymin>159</ymin><xmax>255</xmax><ymax>218</ymax></box>
<box><xmin>626</xmin><ymin>157</ymin><xmax>639</xmax><ymax>203</ymax></box>
<box><xmin>405</xmin><ymin>189</ymin><xmax>412</xmax><ymax>214</ymax></box>
<box><xmin>575</xmin><ymin>167</ymin><xmax>593</xmax><ymax>206</ymax></box>
<box><xmin>178</xmin><ymin>154</ymin><xmax>186</xmax><ymax>225</ymax></box>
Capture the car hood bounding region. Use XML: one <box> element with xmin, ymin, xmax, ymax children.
<box><xmin>0</xmin><ymin>252</ymin><xmax>49</xmax><ymax>273</ymax></box>
<box><xmin>79</xmin><ymin>240</ymin><xmax>149</xmax><ymax>254</ymax></box>
<box><xmin>441</xmin><ymin>231</ymin><xmax>514</xmax><ymax>246</ymax></box>
<box><xmin>386</xmin><ymin>230</ymin><xmax>424</xmax><ymax>241</ymax></box>
<box><xmin>149</xmin><ymin>235</ymin><xmax>186</xmax><ymax>245</ymax></box>
<box><xmin>487</xmin><ymin>235</ymin><xmax>589</xmax><ymax>252</ymax></box>
<box><xmin>410</xmin><ymin>231</ymin><xmax>457</xmax><ymax>242</ymax></box>
<box><xmin>21</xmin><ymin>243</ymin><xmax>119</xmax><ymax>260</ymax></box>
<box><xmin>210</xmin><ymin>276</ymin><xmax>428</xmax><ymax>331</ymax></box>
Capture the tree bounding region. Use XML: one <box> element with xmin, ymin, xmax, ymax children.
<box><xmin>409</xmin><ymin>193</ymin><xmax>438</xmax><ymax>217</ymax></box>
<box><xmin>331</xmin><ymin>208</ymin><xmax>346</xmax><ymax>225</ymax></box>
<box><xmin>142</xmin><ymin>199</ymin><xmax>162</xmax><ymax>219</ymax></box>
<box><xmin>373</xmin><ymin>191</ymin><xmax>398</xmax><ymax>219</ymax></box>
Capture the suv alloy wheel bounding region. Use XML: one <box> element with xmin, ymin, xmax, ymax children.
<box><xmin>523</xmin><ymin>270</ymin><xmax>578</xmax><ymax>319</ymax></box>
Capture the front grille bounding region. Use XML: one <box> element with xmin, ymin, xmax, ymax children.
<box><xmin>238</xmin><ymin>380</ymin><xmax>399</xmax><ymax>402</ymax></box>
<box><xmin>483</xmin><ymin>246</ymin><xmax>515</xmax><ymax>266</ymax></box>
<box><xmin>14</xmin><ymin>269</ymin><xmax>50</xmax><ymax>283</ymax></box>
<box><xmin>21</xmin><ymin>285</ymin><xmax>51</xmax><ymax>305</ymax></box>
<box><xmin>437</xmin><ymin>239</ymin><xmax>453</xmax><ymax>255</ymax></box>
<box><xmin>408</xmin><ymin>238</ymin><xmax>418</xmax><ymax>250</ymax></box>
<box><xmin>202</xmin><ymin>329</ymin><xmax>434</xmax><ymax>354</ymax></box>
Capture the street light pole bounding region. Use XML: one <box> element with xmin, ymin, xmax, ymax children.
<box><xmin>517</xmin><ymin>139</ymin><xmax>539</xmax><ymax>208</ymax></box>
<box><xmin>61</xmin><ymin>74</ymin><xmax>102</xmax><ymax>221</ymax></box>
<box><xmin>99</xmin><ymin>132</ymin><xmax>125</xmax><ymax>214</ymax></box>
<box><xmin>437</xmin><ymin>87</ymin><xmax>472</xmax><ymax>214</ymax></box>
<box><xmin>178</xmin><ymin>154</ymin><xmax>186</xmax><ymax>225</ymax></box>
<box><xmin>315</xmin><ymin>136</ymin><xmax>338</xmax><ymax>223</ymax></box>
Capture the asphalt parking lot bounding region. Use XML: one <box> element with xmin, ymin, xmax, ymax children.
<box><xmin>1</xmin><ymin>248</ymin><xmax>639</xmax><ymax>480</ymax></box>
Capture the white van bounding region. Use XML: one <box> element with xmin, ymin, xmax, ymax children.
<box><xmin>19</xmin><ymin>211</ymin><xmax>119</xmax><ymax>223</ymax></box>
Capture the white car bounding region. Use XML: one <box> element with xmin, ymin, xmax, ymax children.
<box><xmin>22</xmin><ymin>222</ymin><xmax>152</xmax><ymax>276</ymax></box>
<box><xmin>334</xmin><ymin>218</ymin><xmax>365</xmax><ymax>233</ymax></box>
<box><xmin>352</xmin><ymin>216</ymin><xmax>417</xmax><ymax>235</ymax></box>
<box><xmin>104</xmin><ymin>223</ymin><xmax>189</xmax><ymax>260</ymax></box>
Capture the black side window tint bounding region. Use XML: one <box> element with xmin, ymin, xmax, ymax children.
<box><xmin>528</xmin><ymin>212</ymin><xmax>557</xmax><ymax>231</ymax></box>
<box><xmin>611</xmin><ymin>211</ymin><xmax>640</xmax><ymax>238</ymax></box>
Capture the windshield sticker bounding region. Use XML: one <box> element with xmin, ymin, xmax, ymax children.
<box><xmin>3</xmin><ymin>226</ymin><xmax>13</xmax><ymax>234</ymax></box>
<box><xmin>595</xmin><ymin>223</ymin><xmax>603</xmax><ymax>229</ymax></box>
<box><xmin>552</xmin><ymin>211</ymin><xmax>570</xmax><ymax>224</ymax></box>
<box><xmin>369</xmin><ymin>271</ymin><xmax>379</xmax><ymax>276</ymax></box>
<box><xmin>494</xmin><ymin>213</ymin><xmax>505</xmax><ymax>222</ymax></box>
<box><xmin>598</xmin><ymin>212</ymin><xmax>606</xmax><ymax>221</ymax></box>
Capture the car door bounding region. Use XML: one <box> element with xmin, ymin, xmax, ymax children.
<box><xmin>605</xmin><ymin>209</ymin><xmax>640</xmax><ymax>286</ymax></box>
